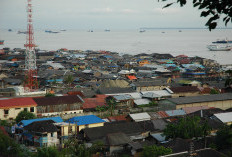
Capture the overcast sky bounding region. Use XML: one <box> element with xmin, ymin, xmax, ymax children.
<box><xmin>0</xmin><ymin>0</ymin><xmax>228</xmax><ymax>30</ymax></box>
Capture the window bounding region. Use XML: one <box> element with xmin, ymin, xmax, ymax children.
<box><xmin>51</xmin><ymin>133</ymin><xmax>54</xmax><ymax>137</ymax></box>
<box><xmin>43</xmin><ymin>143</ymin><xmax>47</xmax><ymax>147</ymax></box>
<box><xmin>4</xmin><ymin>110</ymin><xmax>9</xmax><ymax>115</ymax></box>
<box><xmin>30</xmin><ymin>107</ymin><xmax>34</xmax><ymax>112</ymax></box>
<box><xmin>15</xmin><ymin>108</ymin><xmax>21</xmax><ymax>110</ymax></box>
<box><xmin>24</xmin><ymin>108</ymin><xmax>28</xmax><ymax>112</ymax></box>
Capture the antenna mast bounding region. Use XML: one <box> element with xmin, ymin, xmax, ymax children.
<box><xmin>24</xmin><ymin>0</ymin><xmax>38</xmax><ymax>91</ymax></box>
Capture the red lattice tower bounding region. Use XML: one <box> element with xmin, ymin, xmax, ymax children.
<box><xmin>24</xmin><ymin>0</ymin><xmax>38</xmax><ymax>91</ymax></box>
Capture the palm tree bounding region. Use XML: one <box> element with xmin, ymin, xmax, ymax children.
<box><xmin>64</xmin><ymin>74</ymin><xmax>74</xmax><ymax>87</ymax></box>
<box><xmin>105</xmin><ymin>97</ymin><xmax>117</xmax><ymax>116</ymax></box>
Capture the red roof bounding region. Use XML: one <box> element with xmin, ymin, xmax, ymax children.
<box><xmin>176</xmin><ymin>55</ymin><xmax>188</xmax><ymax>58</ymax></box>
<box><xmin>0</xmin><ymin>97</ymin><xmax>37</xmax><ymax>109</ymax></box>
<box><xmin>83</xmin><ymin>97</ymin><xmax>106</xmax><ymax>109</ymax></box>
<box><xmin>67</xmin><ymin>91</ymin><xmax>85</xmax><ymax>98</ymax></box>
<box><xmin>127</xmin><ymin>75</ymin><xmax>137</xmax><ymax>80</ymax></box>
<box><xmin>107</xmin><ymin>115</ymin><xmax>127</xmax><ymax>122</ymax></box>
<box><xmin>157</xmin><ymin>111</ymin><xmax>169</xmax><ymax>118</ymax></box>
<box><xmin>0</xmin><ymin>126</ymin><xmax>9</xmax><ymax>136</ymax></box>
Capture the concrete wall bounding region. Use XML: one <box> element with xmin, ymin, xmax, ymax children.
<box><xmin>171</xmin><ymin>92</ymin><xmax>200</xmax><ymax>98</ymax></box>
<box><xmin>176</xmin><ymin>100</ymin><xmax>232</xmax><ymax>110</ymax></box>
<box><xmin>0</xmin><ymin>106</ymin><xmax>36</xmax><ymax>120</ymax></box>
<box><xmin>78</xmin><ymin>122</ymin><xmax>104</xmax><ymax>132</ymax></box>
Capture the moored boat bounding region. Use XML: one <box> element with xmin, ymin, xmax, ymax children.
<box><xmin>207</xmin><ymin>45</ymin><xmax>232</xmax><ymax>51</ymax></box>
<box><xmin>0</xmin><ymin>40</ymin><xmax>4</xmax><ymax>45</ymax></box>
<box><xmin>212</xmin><ymin>39</ymin><xmax>232</xmax><ymax>44</ymax></box>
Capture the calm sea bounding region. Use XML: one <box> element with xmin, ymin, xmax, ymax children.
<box><xmin>1</xmin><ymin>29</ymin><xmax>232</xmax><ymax>65</ymax></box>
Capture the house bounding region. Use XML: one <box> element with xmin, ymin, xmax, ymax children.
<box><xmin>54</xmin><ymin>122</ymin><xmax>77</xmax><ymax>146</ymax></box>
<box><xmin>66</xmin><ymin>115</ymin><xmax>105</xmax><ymax>132</ymax></box>
<box><xmin>23</xmin><ymin>120</ymin><xmax>59</xmax><ymax>147</ymax></box>
<box><xmin>131</xmin><ymin>80</ymin><xmax>168</xmax><ymax>92</ymax></box>
<box><xmin>0</xmin><ymin>97</ymin><xmax>37</xmax><ymax>120</ymax></box>
<box><xmin>170</xmin><ymin>86</ymin><xmax>200</xmax><ymax>98</ymax></box>
<box><xmin>82</xmin><ymin>95</ymin><xmax>108</xmax><ymax>112</ymax></box>
<box><xmin>127</xmin><ymin>112</ymin><xmax>151</xmax><ymax>122</ymax></box>
<box><xmin>107</xmin><ymin>132</ymin><xmax>132</xmax><ymax>155</ymax></box>
<box><xmin>163</xmin><ymin>93</ymin><xmax>232</xmax><ymax>110</ymax></box>
<box><xmin>113</xmin><ymin>94</ymin><xmax>134</xmax><ymax>108</ymax></box>
<box><xmin>33</xmin><ymin>95</ymin><xmax>84</xmax><ymax>117</ymax></box>
<box><xmin>83</xmin><ymin>122</ymin><xmax>144</xmax><ymax>142</ymax></box>
<box><xmin>213</xmin><ymin>112</ymin><xmax>232</xmax><ymax>125</ymax></box>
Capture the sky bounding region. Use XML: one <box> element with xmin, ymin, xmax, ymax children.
<box><xmin>0</xmin><ymin>0</ymin><xmax>229</xmax><ymax>30</ymax></box>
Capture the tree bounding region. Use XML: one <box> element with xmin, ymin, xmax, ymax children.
<box><xmin>45</xmin><ymin>93</ymin><xmax>55</xmax><ymax>97</ymax></box>
<box><xmin>225</xmin><ymin>70</ymin><xmax>232</xmax><ymax>87</ymax></box>
<box><xmin>64</xmin><ymin>74</ymin><xmax>74</xmax><ymax>87</ymax></box>
<box><xmin>96</xmin><ymin>105</ymin><xmax>108</xmax><ymax>117</ymax></box>
<box><xmin>215</xmin><ymin>126</ymin><xmax>232</xmax><ymax>150</ymax></box>
<box><xmin>163</xmin><ymin>116</ymin><xmax>211</xmax><ymax>139</ymax></box>
<box><xmin>37</xmin><ymin>146</ymin><xmax>60</xmax><ymax>157</ymax></box>
<box><xmin>105</xmin><ymin>97</ymin><xmax>117</xmax><ymax>116</ymax></box>
<box><xmin>142</xmin><ymin>145</ymin><xmax>172</xmax><ymax>157</ymax></box>
<box><xmin>15</xmin><ymin>110</ymin><xmax>36</xmax><ymax>123</ymax></box>
<box><xmin>210</xmin><ymin>88</ymin><xmax>220</xmax><ymax>94</ymax></box>
<box><xmin>159</xmin><ymin>0</ymin><xmax>232</xmax><ymax>30</ymax></box>
<box><xmin>0</xmin><ymin>130</ymin><xmax>23</xmax><ymax>157</ymax></box>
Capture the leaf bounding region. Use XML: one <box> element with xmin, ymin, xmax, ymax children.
<box><xmin>225</xmin><ymin>17</ymin><xmax>230</xmax><ymax>26</ymax></box>
<box><xmin>200</xmin><ymin>11</ymin><xmax>210</xmax><ymax>17</ymax></box>
<box><xmin>209</xmin><ymin>22</ymin><xmax>217</xmax><ymax>31</ymax></box>
<box><xmin>193</xmin><ymin>2</ymin><xmax>201</xmax><ymax>7</ymax></box>
<box><xmin>162</xmin><ymin>3</ymin><xmax>174</xmax><ymax>9</ymax></box>
<box><xmin>205</xmin><ymin>14</ymin><xmax>219</xmax><ymax>26</ymax></box>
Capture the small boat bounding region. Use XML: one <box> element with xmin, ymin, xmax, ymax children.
<box><xmin>45</xmin><ymin>30</ymin><xmax>60</xmax><ymax>33</ymax></box>
<box><xmin>17</xmin><ymin>31</ymin><xmax>27</xmax><ymax>34</ymax></box>
<box><xmin>212</xmin><ymin>39</ymin><xmax>232</xmax><ymax>44</ymax></box>
<box><xmin>104</xmin><ymin>29</ymin><xmax>110</xmax><ymax>32</ymax></box>
<box><xmin>139</xmin><ymin>29</ymin><xmax>145</xmax><ymax>33</ymax></box>
<box><xmin>60</xmin><ymin>29</ymin><xmax>66</xmax><ymax>31</ymax></box>
<box><xmin>179</xmin><ymin>30</ymin><xmax>182</xmax><ymax>32</ymax></box>
<box><xmin>88</xmin><ymin>30</ymin><xmax>93</xmax><ymax>32</ymax></box>
<box><xmin>0</xmin><ymin>40</ymin><xmax>4</xmax><ymax>45</ymax></box>
<box><xmin>8</xmin><ymin>29</ymin><xmax>12</xmax><ymax>32</ymax></box>
<box><xmin>207</xmin><ymin>45</ymin><xmax>232</xmax><ymax>51</ymax></box>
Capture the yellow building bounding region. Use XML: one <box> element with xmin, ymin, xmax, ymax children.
<box><xmin>165</xmin><ymin>93</ymin><xmax>232</xmax><ymax>110</ymax></box>
<box><xmin>66</xmin><ymin>115</ymin><xmax>105</xmax><ymax>132</ymax></box>
<box><xmin>0</xmin><ymin>97</ymin><xmax>37</xmax><ymax>120</ymax></box>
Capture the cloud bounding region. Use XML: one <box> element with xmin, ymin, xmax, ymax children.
<box><xmin>152</xmin><ymin>8</ymin><xmax>181</xmax><ymax>14</ymax></box>
<box><xmin>91</xmin><ymin>7</ymin><xmax>113</xmax><ymax>13</ymax></box>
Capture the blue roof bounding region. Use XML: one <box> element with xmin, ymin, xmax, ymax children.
<box><xmin>165</xmin><ymin>109</ymin><xmax>186</xmax><ymax>117</ymax></box>
<box><xmin>46</xmin><ymin>79</ymin><xmax>63</xmax><ymax>83</ymax></box>
<box><xmin>19</xmin><ymin>117</ymin><xmax>63</xmax><ymax>127</ymax></box>
<box><xmin>66</xmin><ymin>115</ymin><xmax>105</xmax><ymax>125</ymax></box>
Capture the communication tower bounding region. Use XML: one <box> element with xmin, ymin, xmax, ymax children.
<box><xmin>24</xmin><ymin>0</ymin><xmax>38</xmax><ymax>91</ymax></box>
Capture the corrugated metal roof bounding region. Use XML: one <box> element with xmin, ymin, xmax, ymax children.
<box><xmin>129</xmin><ymin>112</ymin><xmax>151</xmax><ymax>122</ymax></box>
<box><xmin>165</xmin><ymin>109</ymin><xmax>186</xmax><ymax>117</ymax></box>
<box><xmin>142</xmin><ymin>92</ymin><xmax>161</xmax><ymax>98</ymax></box>
<box><xmin>66</xmin><ymin>115</ymin><xmax>105</xmax><ymax>125</ymax></box>
<box><xmin>134</xmin><ymin>98</ymin><xmax>151</xmax><ymax>105</ymax></box>
<box><xmin>182</xmin><ymin>106</ymin><xmax>209</xmax><ymax>114</ymax></box>
<box><xmin>19</xmin><ymin>117</ymin><xmax>63</xmax><ymax>127</ymax></box>
<box><xmin>167</xmin><ymin>93</ymin><xmax>232</xmax><ymax>105</ymax></box>
<box><xmin>0</xmin><ymin>97</ymin><xmax>37</xmax><ymax>109</ymax></box>
<box><xmin>113</xmin><ymin>94</ymin><xmax>132</xmax><ymax>101</ymax></box>
<box><xmin>214</xmin><ymin>112</ymin><xmax>232</xmax><ymax>123</ymax></box>
<box><xmin>151</xmin><ymin>133</ymin><xmax>166</xmax><ymax>142</ymax></box>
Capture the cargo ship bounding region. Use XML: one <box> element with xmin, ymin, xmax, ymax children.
<box><xmin>0</xmin><ymin>40</ymin><xmax>4</xmax><ymax>45</ymax></box>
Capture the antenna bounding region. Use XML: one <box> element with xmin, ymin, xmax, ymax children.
<box><xmin>24</xmin><ymin>0</ymin><xmax>38</xmax><ymax>92</ymax></box>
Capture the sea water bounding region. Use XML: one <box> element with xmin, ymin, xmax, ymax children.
<box><xmin>0</xmin><ymin>28</ymin><xmax>232</xmax><ymax>64</ymax></box>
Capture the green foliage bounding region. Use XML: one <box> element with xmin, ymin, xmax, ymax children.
<box><xmin>215</xmin><ymin>126</ymin><xmax>232</xmax><ymax>150</ymax></box>
<box><xmin>0</xmin><ymin>130</ymin><xmax>23</xmax><ymax>157</ymax></box>
<box><xmin>0</xmin><ymin>120</ymin><xmax>9</xmax><ymax>126</ymax></box>
<box><xmin>37</xmin><ymin>146</ymin><xmax>60</xmax><ymax>157</ymax></box>
<box><xmin>45</xmin><ymin>93</ymin><xmax>55</xmax><ymax>97</ymax></box>
<box><xmin>163</xmin><ymin>116</ymin><xmax>211</xmax><ymax>139</ymax></box>
<box><xmin>210</xmin><ymin>88</ymin><xmax>220</xmax><ymax>94</ymax></box>
<box><xmin>15</xmin><ymin>110</ymin><xmax>36</xmax><ymax>123</ymax></box>
<box><xmin>89</xmin><ymin>141</ymin><xmax>105</xmax><ymax>154</ymax></box>
<box><xmin>105</xmin><ymin>97</ymin><xmax>117</xmax><ymax>116</ymax></box>
<box><xmin>142</xmin><ymin>145</ymin><xmax>172</xmax><ymax>157</ymax></box>
<box><xmin>159</xmin><ymin>0</ymin><xmax>232</xmax><ymax>30</ymax></box>
<box><xmin>64</xmin><ymin>75</ymin><xmax>74</xmax><ymax>87</ymax></box>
